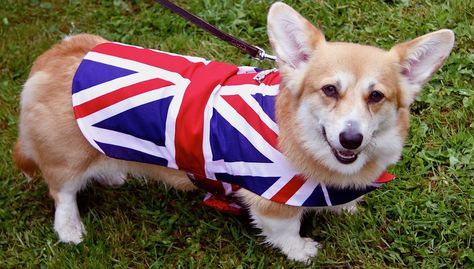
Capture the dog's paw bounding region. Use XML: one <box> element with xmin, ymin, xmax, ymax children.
<box><xmin>54</xmin><ymin>206</ymin><xmax>86</xmax><ymax>244</ymax></box>
<box><xmin>282</xmin><ymin>237</ymin><xmax>320</xmax><ymax>264</ymax></box>
<box><xmin>327</xmin><ymin>200</ymin><xmax>359</xmax><ymax>215</ymax></box>
<box><xmin>341</xmin><ymin>203</ymin><xmax>358</xmax><ymax>215</ymax></box>
<box><xmin>55</xmin><ymin>219</ymin><xmax>86</xmax><ymax>244</ymax></box>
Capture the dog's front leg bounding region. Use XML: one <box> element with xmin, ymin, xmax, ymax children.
<box><xmin>239</xmin><ymin>190</ymin><xmax>319</xmax><ymax>263</ymax></box>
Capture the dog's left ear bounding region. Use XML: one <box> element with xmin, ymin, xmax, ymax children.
<box><xmin>267</xmin><ymin>2</ymin><xmax>325</xmax><ymax>93</ymax></box>
<box><xmin>391</xmin><ymin>29</ymin><xmax>455</xmax><ymax>106</ymax></box>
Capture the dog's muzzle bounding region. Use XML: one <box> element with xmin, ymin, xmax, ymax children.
<box><xmin>322</xmin><ymin>126</ymin><xmax>359</xmax><ymax>164</ymax></box>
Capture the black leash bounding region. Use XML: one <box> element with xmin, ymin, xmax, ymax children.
<box><xmin>155</xmin><ymin>0</ymin><xmax>276</xmax><ymax>61</ymax></box>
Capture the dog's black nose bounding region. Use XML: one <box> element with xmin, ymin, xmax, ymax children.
<box><xmin>339</xmin><ymin>131</ymin><xmax>363</xmax><ymax>150</ymax></box>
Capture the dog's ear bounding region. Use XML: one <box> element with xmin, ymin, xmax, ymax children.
<box><xmin>391</xmin><ymin>29</ymin><xmax>455</xmax><ymax>106</ymax></box>
<box><xmin>267</xmin><ymin>2</ymin><xmax>325</xmax><ymax>93</ymax></box>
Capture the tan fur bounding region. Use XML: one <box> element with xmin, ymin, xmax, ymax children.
<box><xmin>129</xmin><ymin>162</ymin><xmax>197</xmax><ymax>191</ymax></box>
<box><xmin>396</xmin><ymin>108</ymin><xmax>410</xmax><ymax>141</ymax></box>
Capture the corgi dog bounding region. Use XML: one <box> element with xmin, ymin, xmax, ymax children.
<box><xmin>14</xmin><ymin>2</ymin><xmax>454</xmax><ymax>263</ymax></box>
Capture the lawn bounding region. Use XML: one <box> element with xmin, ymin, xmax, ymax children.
<box><xmin>0</xmin><ymin>0</ymin><xmax>473</xmax><ymax>268</ymax></box>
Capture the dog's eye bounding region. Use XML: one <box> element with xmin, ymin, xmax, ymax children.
<box><xmin>368</xmin><ymin>90</ymin><xmax>385</xmax><ymax>103</ymax></box>
<box><xmin>321</xmin><ymin>85</ymin><xmax>338</xmax><ymax>98</ymax></box>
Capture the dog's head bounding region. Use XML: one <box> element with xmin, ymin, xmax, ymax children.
<box><xmin>268</xmin><ymin>3</ymin><xmax>454</xmax><ymax>180</ymax></box>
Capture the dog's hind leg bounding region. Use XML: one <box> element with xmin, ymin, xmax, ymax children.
<box><xmin>44</xmin><ymin>167</ymin><xmax>89</xmax><ymax>244</ymax></box>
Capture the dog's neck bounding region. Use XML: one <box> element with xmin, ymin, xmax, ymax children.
<box><xmin>275</xmin><ymin>87</ymin><xmax>385</xmax><ymax>188</ymax></box>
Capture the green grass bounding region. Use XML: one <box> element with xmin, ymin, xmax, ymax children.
<box><xmin>1</xmin><ymin>0</ymin><xmax>473</xmax><ymax>268</ymax></box>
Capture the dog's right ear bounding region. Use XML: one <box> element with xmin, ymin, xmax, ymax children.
<box><xmin>267</xmin><ymin>2</ymin><xmax>325</xmax><ymax>93</ymax></box>
<box><xmin>390</xmin><ymin>30</ymin><xmax>455</xmax><ymax>107</ymax></box>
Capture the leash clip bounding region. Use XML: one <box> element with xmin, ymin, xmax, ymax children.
<box><xmin>255</xmin><ymin>46</ymin><xmax>277</xmax><ymax>61</ymax></box>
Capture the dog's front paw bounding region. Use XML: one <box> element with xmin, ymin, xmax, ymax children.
<box><xmin>281</xmin><ymin>237</ymin><xmax>320</xmax><ymax>264</ymax></box>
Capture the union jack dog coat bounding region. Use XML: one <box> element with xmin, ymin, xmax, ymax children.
<box><xmin>72</xmin><ymin>42</ymin><xmax>395</xmax><ymax>213</ymax></box>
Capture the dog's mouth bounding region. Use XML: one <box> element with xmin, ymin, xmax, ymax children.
<box><xmin>322</xmin><ymin>127</ymin><xmax>358</xmax><ymax>164</ymax></box>
<box><xmin>331</xmin><ymin>148</ymin><xmax>358</xmax><ymax>164</ymax></box>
